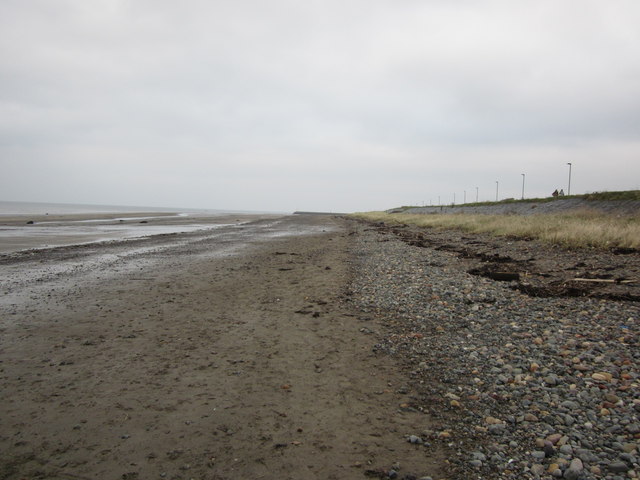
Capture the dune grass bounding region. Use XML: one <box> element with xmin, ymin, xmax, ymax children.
<box><xmin>351</xmin><ymin>209</ymin><xmax>640</xmax><ymax>250</ymax></box>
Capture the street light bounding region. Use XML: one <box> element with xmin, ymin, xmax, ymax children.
<box><xmin>567</xmin><ymin>163</ymin><xmax>572</xmax><ymax>196</ymax></box>
<box><xmin>495</xmin><ymin>181</ymin><xmax>499</xmax><ymax>202</ymax></box>
<box><xmin>476</xmin><ymin>187</ymin><xmax>479</xmax><ymax>203</ymax></box>
<box><xmin>464</xmin><ymin>190</ymin><xmax>466</xmax><ymax>204</ymax></box>
<box><xmin>521</xmin><ymin>173</ymin><xmax>525</xmax><ymax>200</ymax></box>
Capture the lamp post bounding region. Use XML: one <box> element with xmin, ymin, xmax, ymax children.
<box><xmin>567</xmin><ymin>163</ymin><xmax>572</xmax><ymax>196</ymax></box>
<box><xmin>476</xmin><ymin>187</ymin><xmax>479</xmax><ymax>203</ymax></box>
<box><xmin>495</xmin><ymin>181</ymin><xmax>499</xmax><ymax>202</ymax></box>
<box><xmin>464</xmin><ymin>190</ymin><xmax>466</xmax><ymax>204</ymax></box>
<box><xmin>453</xmin><ymin>193</ymin><xmax>456</xmax><ymax>205</ymax></box>
<box><xmin>521</xmin><ymin>173</ymin><xmax>525</xmax><ymax>200</ymax></box>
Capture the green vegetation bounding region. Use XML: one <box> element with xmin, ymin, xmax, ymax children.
<box><xmin>392</xmin><ymin>190</ymin><xmax>640</xmax><ymax>212</ymax></box>
<box><xmin>582</xmin><ymin>190</ymin><xmax>640</xmax><ymax>201</ymax></box>
<box><xmin>351</xmin><ymin>210</ymin><xmax>640</xmax><ymax>250</ymax></box>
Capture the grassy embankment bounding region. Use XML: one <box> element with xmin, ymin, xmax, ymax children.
<box><xmin>352</xmin><ymin>191</ymin><xmax>640</xmax><ymax>250</ymax></box>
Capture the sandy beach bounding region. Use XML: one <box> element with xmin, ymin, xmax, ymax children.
<box><xmin>0</xmin><ymin>214</ymin><xmax>447</xmax><ymax>480</ymax></box>
<box><xmin>3</xmin><ymin>212</ymin><xmax>639</xmax><ymax>480</ymax></box>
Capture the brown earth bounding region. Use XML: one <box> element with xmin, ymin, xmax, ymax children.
<box><xmin>0</xmin><ymin>215</ymin><xmax>448</xmax><ymax>480</ymax></box>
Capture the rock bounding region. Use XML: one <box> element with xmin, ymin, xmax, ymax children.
<box><xmin>627</xmin><ymin>423</ymin><xmax>640</xmax><ymax>434</ymax></box>
<box><xmin>604</xmin><ymin>393</ymin><xmax>620</xmax><ymax>403</ymax></box>
<box><xmin>485</xmin><ymin>416</ymin><xmax>504</xmax><ymax>425</ymax></box>
<box><xmin>488</xmin><ymin>424</ymin><xmax>506</xmax><ymax>435</ymax></box>
<box><xmin>547</xmin><ymin>433</ymin><xmax>563</xmax><ymax>445</ymax></box>
<box><xmin>349</xmin><ymin>221</ymin><xmax>640</xmax><ymax>480</ymax></box>
<box><xmin>543</xmin><ymin>442</ymin><xmax>555</xmax><ymax>457</ymax></box>
<box><xmin>532</xmin><ymin>451</ymin><xmax>546</xmax><ymax>460</ymax></box>
<box><xmin>559</xmin><ymin>444</ymin><xmax>573</xmax><ymax>455</ymax></box>
<box><xmin>564</xmin><ymin>458</ymin><xmax>583</xmax><ymax>480</ymax></box>
<box><xmin>531</xmin><ymin>464</ymin><xmax>545</xmax><ymax>475</ymax></box>
<box><xmin>592</xmin><ymin>372</ymin><xmax>612</xmax><ymax>382</ymax></box>
<box><xmin>607</xmin><ymin>461</ymin><xmax>629</xmax><ymax>473</ymax></box>
<box><xmin>471</xmin><ymin>451</ymin><xmax>486</xmax><ymax>461</ymax></box>
<box><xmin>620</xmin><ymin>453</ymin><xmax>636</xmax><ymax>463</ymax></box>
<box><xmin>561</xmin><ymin>400</ymin><xmax>580</xmax><ymax>410</ymax></box>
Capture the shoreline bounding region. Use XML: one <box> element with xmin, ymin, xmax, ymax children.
<box><xmin>0</xmin><ymin>212</ymin><xmax>283</xmax><ymax>254</ymax></box>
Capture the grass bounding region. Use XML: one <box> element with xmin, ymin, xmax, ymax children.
<box><xmin>582</xmin><ymin>190</ymin><xmax>640</xmax><ymax>201</ymax></box>
<box><xmin>392</xmin><ymin>190</ymin><xmax>640</xmax><ymax>211</ymax></box>
<box><xmin>351</xmin><ymin>209</ymin><xmax>640</xmax><ymax>250</ymax></box>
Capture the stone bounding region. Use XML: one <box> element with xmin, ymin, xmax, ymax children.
<box><xmin>531</xmin><ymin>464</ymin><xmax>545</xmax><ymax>475</ymax></box>
<box><xmin>564</xmin><ymin>458</ymin><xmax>583</xmax><ymax>480</ymax></box>
<box><xmin>547</xmin><ymin>433</ymin><xmax>563</xmax><ymax>445</ymax></box>
<box><xmin>608</xmin><ymin>461</ymin><xmax>629</xmax><ymax>473</ymax></box>
<box><xmin>561</xmin><ymin>400</ymin><xmax>580</xmax><ymax>410</ymax></box>
<box><xmin>471</xmin><ymin>452</ymin><xmax>487</xmax><ymax>461</ymax></box>
<box><xmin>604</xmin><ymin>393</ymin><xmax>620</xmax><ymax>403</ymax></box>
<box><xmin>485</xmin><ymin>416</ymin><xmax>504</xmax><ymax>425</ymax></box>
<box><xmin>544</xmin><ymin>442</ymin><xmax>555</xmax><ymax>457</ymax></box>
<box><xmin>592</xmin><ymin>372</ymin><xmax>612</xmax><ymax>382</ymax></box>
<box><xmin>488</xmin><ymin>424</ymin><xmax>506</xmax><ymax>435</ymax></box>
<box><xmin>627</xmin><ymin>424</ymin><xmax>640</xmax><ymax>434</ymax></box>
<box><xmin>559</xmin><ymin>444</ymin><xmax>573</xmax><ymax>455</ymax></box>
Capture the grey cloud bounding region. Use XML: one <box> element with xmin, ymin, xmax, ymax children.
<box><xmin>1</xmin><ymin>1</ymin><xmax>639</xmax><ymax>212</ymax></box>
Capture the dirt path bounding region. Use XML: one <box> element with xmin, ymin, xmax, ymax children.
<box><xmin>1</xmin><ymin>215</ymin><xmax>446</xmax><ymax>480</ymax></box>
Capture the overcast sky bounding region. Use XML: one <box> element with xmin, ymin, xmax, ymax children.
<box><xmin>1</xmin><ymin>1</ymin><xmax>639</xmax><ymax>212</ymax></box>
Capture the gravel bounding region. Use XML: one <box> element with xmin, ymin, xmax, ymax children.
<box><xmin>348</xmin><ymin>221</ymin><xmax>639</xmax><ymax>480</ymax></box>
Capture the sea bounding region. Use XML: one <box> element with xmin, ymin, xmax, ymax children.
<box><xmin>0</xmin><ymin>200</ymin><xmax>261</xmax><ymax>254</ymax></box>
<box><xmin>0</xmin><ymin>200</ymin><xmax>206</xmax><ymax>216</ymax></box>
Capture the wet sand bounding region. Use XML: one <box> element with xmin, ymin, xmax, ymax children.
<box><xmin>0</xmin><ymin>212</ymin><xmax>281</xmax><ymax>254</ymax></box>
<box><xmin>0</xmin><ymin>214</ymin><xmax>446</xmax><ymax>480</ymax></box>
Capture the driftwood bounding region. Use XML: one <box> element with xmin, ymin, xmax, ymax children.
<box><xmin>571</xmin><ymin>278</ymin><xmax>636</xmax><ymax>284</ymax></box>
<box><xmin>485</xmin><ymin>272</ymin><xmax>520</xmax><ymax>281</ymax></box>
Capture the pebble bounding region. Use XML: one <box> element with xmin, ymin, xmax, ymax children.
<box><xmin>564</xmin><ymin>458</ymin><xmax>584</xmax><ymax>480</ymax></box>
<box><xmin>350</xmin><ymin>222</ymin><xmax>640</xmax><ymax>480</ymax></box>
<box><xmin>608</xmin><ymin>461</ymin><xmax>630</xmax><ymax>473</ymax></box>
